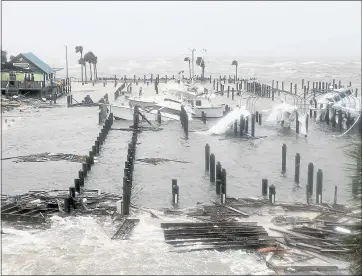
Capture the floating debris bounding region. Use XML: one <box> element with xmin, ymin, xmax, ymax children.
<box><xmin>2</xmin><ymin>153</ymin><xmax>87</xmax><ymax>163</ymax></box>
<box><xmin>111</xmin><ymin>219</ymin><xmax>140</xmax><ymax>240</ymax></box>
<box><xmin>136</xmin><ymin>157</ymin><xmax>191</xmax><ymax>165</ymax></box>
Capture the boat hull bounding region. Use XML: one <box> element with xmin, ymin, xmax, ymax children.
<box><xmin>193</xmin><ymin>106</ymin><xmax>224</xmax><ymax>118</ymax></box>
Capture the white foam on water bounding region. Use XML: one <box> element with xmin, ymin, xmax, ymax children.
<box><xmin>2</xmin><ymin>212</ymin><xmax>265</xmax><ymax>275</ymax></box>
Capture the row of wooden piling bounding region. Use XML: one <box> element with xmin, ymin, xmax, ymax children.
<box><xmin>64</xmin><ymin>113</ymin><xmax>114</xmax><ymax>213</ymax></box>
<box><xmin>279</xmin><ymin>143</ymin><xmax>337</xmax><ymax>204</ymax></box>
<box><xmin>205</xmin><ymin>144</ymin><xmax>227</xmax><ymax>204</ymax></box>
<box><xmin>122</xmin><ymin>106</ymin><xmax>140</xmax><ymax>215</ymax></box>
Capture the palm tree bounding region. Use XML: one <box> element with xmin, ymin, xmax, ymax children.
<box><xmin>184</xmin><ymin>57</ymin><xmax>191</xmax><ymax>79</ymax></box>
<box><xmin>78</xmin><ymin>58</ymin><xmax>86</xmax><ymax>82</ymax></box>
<box><xmin>75</xmin><ymin>46</ymin><xmax>84</xmax><ymax>84</ymax></box>
<box><xmin>196</xmin><ymin>57</ymin><xmax>205</xmax><ymax>81</ymax></box>
<box><xmin>93</xmin><ymin>56</ymin><xmax>98</xmax><ymax>81</ymax></box>
<box><xmin>231</xmin><ymin>60</ymin><xmax>238</xmax><ymax>81</ymax></box>
<box><xmin>84</xmin><ymin>51</ymin><xmax>96</xmax><ymax>81</ymax></box>
<box><xmin>9</xmin><ymin>55</ymin><xmax>15</xmax><ymax>61</ymax></box>
<box><xmin>344</xmin><ymin>141</ymin><xmax>362</xmax><ymax>275</ymax></box>
<box><xmin>1</xmin><ymin>50</ymin><xmax>7</xmax><ymax>64</ymax></box>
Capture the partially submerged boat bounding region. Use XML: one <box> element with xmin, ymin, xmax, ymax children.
<box><xmin>207</xmin><ymin>106</ymin><xmax>251</xmax><ymax>135</ymax></box>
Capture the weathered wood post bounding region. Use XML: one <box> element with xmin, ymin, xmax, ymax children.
<box><xmin>85</xmin><ymin>156</ymin><xmax>91</xmax><ymax>170</ymax></box>
<box><xmin>269</xmin><ymin>185</ymin><xmax>276</xmax><ymax>204</ymax></box>
<box><xmin>334</xmin><ymin>186</ymin><xmax>338</xmax><ymax>205</ymax></box>
<box><xmin>262</xmin><ymin>179</ymin><xmax>268</xmax><ymax>196</ymax></box>
<box><xmin>172</xmin><ymin>179</ymin><xmax>179</xmax><ymax>205</ymax></box>
<box><xmin>64</xmin><ymin>196</ymin><xmax>71</xmax><ymax>213</ymax></box>
<box><xmin>210</xmin><ymin>153</ymin><xmax>216</xmax><ymax>182</ymax></box>
<box><xmin>232</xmin><ymin>88</ymin><xmax>234</xmax><ymax>100</ymax></box>
<box><xmin>114</xmin><ymin>75</ymin><xmax>117</xmax><ymax>87</ymax></box>
<box><xmin>201</xmin><ymin>111</ymin><xmax>206</xmax><ymax>124</ymax></box>
<box><xmin>294</xmin><ymin>153</ymin><xmax>300</xmax><ymax>184</ymax></box>
<box><xmin>205</xmin><ymin>144</ymin><xmax>210</xmax><ymax>171</ymax></box>
<box><xmin>255</xmin><ymin>111</ymin><xmax>259</xmax><ymax>122</ymax></box>
<box><xmin>221</xmin><ymin>168</ymin><xmax>226</xmax><ymax>204</ymax></box>
<box><xmin>122</xmin><ymin>177</ymin><xmax>129</xmax><ymax>215</ymax></box>
<box><xmin>282</xmin><ymin>144</ymin><xmax>287</xmax><ymax>174</ymax></box>
<box><xmin>316</xmin><ymin>169</ymin><xmax>323</xmax><ymax>204</ymax></box>
<box><xmin>79</xmin><ymin>170</ymin><xmax>84</xmax><ymax>187</ymax></box>
<box><xmin>227</xmin><ymin>86</ymin><xmax>230</xmax><ymax>98</ymax></box>
<box><xmin>251</xmin><ymin>114</ymin><xmax>255</xmax><ymax>137</ymax></box>
<box><xmin>258</xmin><ymin>113</ymin><xmax>262</xmax><ymax>125</ymax></box>
<box><xmin>295</xmin><ymin>111</ymin><xmax>299</xmax><ymax>134</ymax></box>
<box><xmin>239</xmin><ymin>115</ymin><xmax>244</xmax><ymax>136</ymax></box>
<box><xmin>216</xmin><ymin>162</ymin><xmax>222</xmax><ymax>195</ymax></box>
<box><xmin>294</xmin><ymin>84</ymin><xmax>297</xmax><ymax>94</ymax></box>
<box><xmin>290</xmin><ymin>83</ymin><xmax>293</xmax><ymax>93</ymax></box>
<box><xmin>74</xmin><ymin>179</ymin><xmax>81</xmax><ymax>193</ymax></box>
<box><xmin>82</xmin><ymin>163</ymin><xmax>88</xmax><ymax>176</ymax></box>
<box><xmin>234</xmin><ymin>121</ymin><xmax>238</xmax><ymax>136</ymax></box>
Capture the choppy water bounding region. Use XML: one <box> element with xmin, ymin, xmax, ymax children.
<box><xmin>1</xmin><ymin>57</ymin><xmax>361</xmax><ymax>275</ymax></box>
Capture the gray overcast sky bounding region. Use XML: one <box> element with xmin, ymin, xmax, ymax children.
<box><xmin>1</xmin><ymin>1</ymin><xmax>361</xmax><ymax>60</ymax></box>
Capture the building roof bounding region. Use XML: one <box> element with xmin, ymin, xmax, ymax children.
<box><xmin>21</xmin><ymin>52</ymin><xmax>54</xmax><ymax>74</ymax></box>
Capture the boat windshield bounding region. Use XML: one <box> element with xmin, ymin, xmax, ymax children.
<box><xmin>345</xmin><ymin>89</ymin><xmax>352</xmax><ymax>96</ymax></box>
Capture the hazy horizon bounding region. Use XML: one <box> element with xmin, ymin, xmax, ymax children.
<box><xmin>1</xmin><ymin>1</ymin><xmax>361</xmax><ymax>71</ymax></box>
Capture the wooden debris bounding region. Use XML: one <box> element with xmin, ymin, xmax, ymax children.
<box><xmin>111</xmin><ymin>219</ymin><xmax>140</xmax><ymax>240</ymax></box>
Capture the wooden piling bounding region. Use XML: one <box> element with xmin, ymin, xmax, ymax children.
<box><xmin>234</xmin><ymin>121</ymin><xmax>238</xmax><ymax>136</ymax></box>
<box><xmin>172</xmin><ymin>181</ymin><xmax>179</xmax><ymax>205</ymax></box>
<box><xmin>74</xmin><ymin>179</ymin><xmax>81</xmax><ymax>193</ymax></box>
<box><xmin>82</xmin><ymin>163</ymin><xmax>88</xmax><ymax>176</ymax></box>
<box><xmin>216</xmin><ymin>162</ymin><xmax>221</xmax><ymax>195</ymax></box>
<box><xmin>294</xmin><ymin>153</ymin><xmax>300</xmax><ymax>184</ymax></box>
<box><xmin>258</xmin><ymin>113</ymin><xmax>262</xmax><ymax>125</ymax></box>
<box><xmin>210</xmin><ymin>153</ymin><xmax>216</xmax><ymax>183</ymax></box>
<box><xmin>239</xmin><ymin>115</ymin><xmax>244</xmax><ymax>136</ymax></box>
<box><xmin>282</xmin><ymin>144</ymin><xmax>286</xmax><ymax>174</ymax></box>
<box><xmin>296</xmin><ymin>111</ymin><xmax>299</xmax><ymax>134</ymax></box>
<box><xmin>269</xmin><ymin>185</ymin><xmax>275</xmax><ymax>204</ymax></box>
<box><xmin>205</xmin><ymin>144</ymin><xmax>210</xmax><ymax>171</ymax></box>
<box><xmin>251</xmin><ymin>114</ymin><xmax>255</xmax><ymax>137</ymax></box>
<box><xmin>221</xmin><ymin>168</ymin><xmax>227</xmax><ymax>198</ymax></box>
<box><xmin>316</xmin><ymin>169</ymin><xmax>323</xmax><ymax>204</ymax></box>
<box><xmin>262</xmin><ymin>179</ymin><xmax>268</xmax><ymax>196</ymax></box>
<box><xmin>78</xmin><ymin>170</ymin><xmax>84</xmax><ymax>187</ymax></box>
<box><xmin>334</xmin><ymin>186</ymin><xmax>338</xmax><ymax>205</ymax></box>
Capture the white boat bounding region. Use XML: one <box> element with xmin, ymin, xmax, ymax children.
<box><xmin>149</xmin><ymin>97</ymin><xmax>195</xmax><ymax>120</ymax></box>
<box><xmin>190</xmin><ymin>96</ymin><xmax>224</xmax><ymax>118</ymax></box>
<box><xmin>263</xmin><ymin>99</ymin><xmax>308</xmax><ymax>135</ymax></box>
<box><xmin>207</xmin><ymin>106</ymin><xmax>251</xmax><ymax>135</ymax></box>
<box><xmin>128</xmin><ymin>95</ymin><xmax>165</xmax><ymax>109</ymax></box>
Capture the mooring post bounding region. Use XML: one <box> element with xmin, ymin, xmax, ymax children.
<box><xmin>234</xmin><ymin>121</ymin><xmax>238</xmax><ymax>136</ymax></box>
<box><xmin>221</xmin><ymin>168</ymin><xmax>226</xmax><ymax>198</ymax></box>
<box><xmin>245</xmin><ymin>117</ymin><xmax>249</xmax><ymax>133</ymax></box>
<box><xmin>334</xmin><ymin>186</ymin><xmax>338</xmax><ymax>205</ymax></box>
<box><xmin>89</xmin><ymin>151</ymin><xmax>94</xmax><ymax>165</ymax></box>
<box><xmin>64</xmin><ymin>196</ymin><xmax>71</xmax><ymax>213</ymax></box>
<box><xmin>227</xmin><ymin>86</ymin><xmax>230</xmax><ymax>98</ymax></box>
<box><xmin>294</xmin><ymin>153</ymin><xmax>300</xmax><ymax>184</ymax></box>
<box><xmin>316</xmin><ymin>169</ymin><xmax>323</xmax><ymax>204</ymax></box>
<box><xmin>239</xmin><ymin>115</ymin><xmax>244</xmax><ymax>136</ymax></box>
<box><xmin>184</xmin><ymin>112</ymin><xmax>189</xmax><ymax>139</ymax></box>
<box><xmin>122</xmin><ymin>177</ymin><xmax>129</xmax><ymax>215</ymax></box>
<box><xmin>256</xmin><ymin>111</ymin><xmax>259</xmax><ymax>122</ymax></box>
<box><xmin>79</xmin><ymin>170</ymin><xmax>85</xmax><ymax>188</ymax></box>
<box><xmin>258</xmin><ymin>113</ymin><xmax>262</xmax><ymax>125</ymax></box>
<box><xmin>296</xmin><ymin>111</ymin><xmax>299</xmax><ymax>134</ymax></box>
<box><xmin>95</xmin><ymin>140</ymin><xmax>100</xmax><ymax>154</ymax></box>
<box><xmin>232</xmin><ymin>88</ymin><xmax>234</xmax><ymax>100</ymax></box>
<box><xmin>210</xmin><ymin>153</ymin><xmax>216</xmax><ymax>182</ymax></box>
<box><xmin>216</xmin><ymin>162</ymin><xmax>222</xmax><ymax>194</ymax></box>
<box><xmin>201</xmin><ymin>111</ymin><xmax>206</xmax><ymax>124</ymax></box>
<box><xmin>306</xmin><ymin>162</ymin><xmax>314</xmax><ymax>197</ymax></box>
<box><xmin>262</xmin><ymin>179</ymin><xmax>268</xmax><ymax>196</ymax></box>
<box><xmin>172</xmin><ymin>180</ymin><xmax>179</xmax><ymax>205</ymax></box>
<box><xmin>74</xmin><ymin>179</ymin><xmax>81</xmax><ymax>193</ymax></box>
<box><xmin>205</xmin><ymin>144</ymin><xmax>210</xmax><ymax>171</ymax></box>
<box><xmin>269</xmin><ymin>185</ymin><xmax>276</xmax><ymax>204</ymax></box>
<box><xmin>251</xmin><ymin>114</ymin><xmax>255</xmax><ymax>137</ymax></box>
<box><xmin>85</xmin><ymin>157</ymin><xmax>91</xmax><ymax>171</ymax></box>
<box><xmin>282</xmin><ymin>144</ymin><xmax>287</xmax><ymax>174</ymax></box>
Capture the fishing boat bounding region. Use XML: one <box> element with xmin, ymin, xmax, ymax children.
<box><xmin>207</xmin><ymin>106</ymin><xmax>251</xmax><ymax>135</ymax></box>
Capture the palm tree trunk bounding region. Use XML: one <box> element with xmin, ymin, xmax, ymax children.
<box><xmin>93</xmin><ymin>64</ymin><xmax>96</xmax><ymax>81</ymax></box>
<box><xmin>202</xmin><ymin>66</ymin><xmax>205</xmax><ymax>80</ymax></box>
<box><xmin>96</xmin><ymin>65</ymin><xmax>98</xmax><ymax>80</ymax></box>
<box><xmin>89</xmin><ymin>63</ymin><xmax>92</xmax><ymax>81</ymax></box>
<box><xmin>80</xmin><ymin>53</ymin><xmax>84</xmax><ymax>84</ymax></box>
<box><xmin>84</xmin><ymin>63</ymin><xmax>87</xmax><ymax>83</ymax></box>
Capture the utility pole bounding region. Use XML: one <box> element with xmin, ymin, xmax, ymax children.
<box><xmin>191</xmin><ymin>48</ymin><xmax>196</xmax><ymax>81</ymax></box>
<box><xmin>65</xmin><ymin>45</ymin><xmax>69</xmax><ymax>79</ymax></box>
